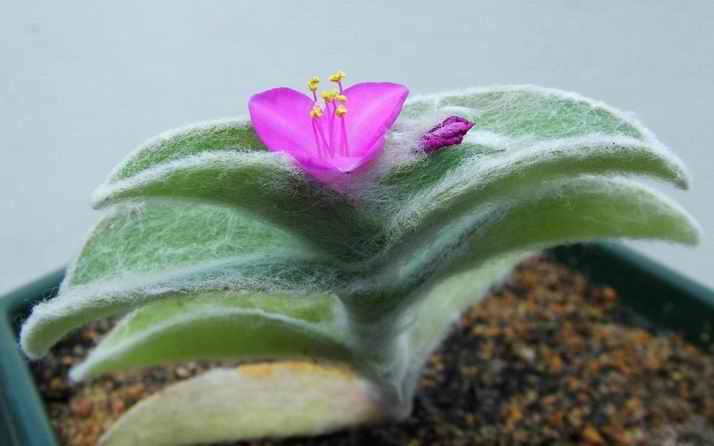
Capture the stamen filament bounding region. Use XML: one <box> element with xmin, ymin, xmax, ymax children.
<box><xmin>328</xmin><ymin>102</ymin><xmax>336</xmax><ymax>155</ymax></box>
<box><xmin>340</xmin><ymin>118</ymin><xmax>349</xmax><ymax>156</ymax></box>
<box><xmin>313</xmin><ymin>119</ymin><xmax>330</xmax><ymax>158</ymax></box>
<box><xmin>312</xmin><ymin>121</ymin><xmax>323</xmax><ymax>158</ymax></box>
<box><xmin>307</xmin><ymin>72</ymin><xmax>349</xmax><ymax>159</ymax></box>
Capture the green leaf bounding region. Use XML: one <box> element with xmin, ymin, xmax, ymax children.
<box><xmin>464</xmin><ymin>176</ymin><xmax>700</xmax><ymax>262</ymax></box>
<box><xmin>68</xmin><ymin>201</ymin><xmax>322</xmax><ymax>287</ymax></box>
<box><xmin>93</xmin><ymin>153</ymin><xmax>378</xmax><ymax>258</ymax></box>
<box><xmin>384</xmin><ymin>136</ymin><xmax>689</xmax><ymax>240</ymax></box>
<box><xmin>20</xmin><ymin>202</ymin><xmax>345</xmax><ymax>359</ymax></box>
<box><xmin>404</xmin><ymin>85</ymin><xmax>650</xmax><ymax>142</ymax></box>
<box><xmin>99</xmin><ymin>363</ymin><xmax>383</xmax><ymax>446</ymax></box>
<box><xmin>70</xmin><ymin>292</ymin><xmax>351</xmax><ymax>381</ymax></box>
<box><xmin>111</xmin><ymin>117</ymin><xmax>266</xmax><ymax>181</ymax></box>
<box><xmin>353</xmin><ymin>176</ymin><xmax>699</xmax><ymax>314</ymax></box>
<box><xmin>380</xmin><ymin>85</ymin><xmax>679</xmax><ymax>207</ymax></box>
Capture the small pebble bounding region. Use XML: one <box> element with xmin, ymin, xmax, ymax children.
<box><xmin>582</xmin><ymin>424</ymin><xmax>606</xmax><ymax>445</ymax></box>
<box><xmin>125</xmin><ymin>384</ymin><xmax>145</xmax><ymax>401</ymax></box>
<box><xmin>111</xmin><ymin>400</ymin><xmax>126</xmax><ymax>415</ymax></box>
<box><xmin>175</xmin><ymin>366</ymin><xmax>190</xmax><ymax>379</ymax></box>
<box><xmin>69</xmin><ymin>399</ymin><xmax>93</xmax><ymax>418</ymax></box>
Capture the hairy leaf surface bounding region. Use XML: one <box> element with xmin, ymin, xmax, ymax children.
<box><xmin>99</xmin><ymin>363</ymin><xmax>383</xmax><ymax>446</ymax></box>
<box><xmin>70</xmin><ymin>292</ymin><xmax>350</xmax><ymax>380</ymax></box>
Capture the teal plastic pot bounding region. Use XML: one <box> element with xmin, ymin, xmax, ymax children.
<box><xmin>1</xmin><ymin>243</ymin><xmax>713</xmax><ymax>446</ymax></box>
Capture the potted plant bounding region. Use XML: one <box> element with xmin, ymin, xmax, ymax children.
<box><xmin>2</xmin><ymin>75</ymin><xmax>712</xmax><ymax>445</ymax></box>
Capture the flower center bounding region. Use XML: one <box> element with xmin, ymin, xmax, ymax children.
<box><xmin>308</xmin><ymin>71</ymin><xmax>349</xmax><ymax>159</ymax></box>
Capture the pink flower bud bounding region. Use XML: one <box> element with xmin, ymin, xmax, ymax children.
<box><xmin>419</xmin><ymin>116</ymin><xmax>475</xmax><ymax>153</ymax></box>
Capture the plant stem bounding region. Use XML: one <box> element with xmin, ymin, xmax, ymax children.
<box><xmin>343</xmin><ymin>304</ymin><xmax>416</xmax><ymax>420</ymax></box>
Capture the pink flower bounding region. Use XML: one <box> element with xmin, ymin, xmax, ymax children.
<box><xmin>249</xmin><ymin>71</ymin><xmax>409</xmax><ymax>184</ymax></box>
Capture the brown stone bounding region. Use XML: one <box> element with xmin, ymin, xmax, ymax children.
<box><xmin>69</xmin><ymin>399</ymin><xmax>93</xmax><ymax>418</ymax></box>
<box><xmin>582</xmin><ymin>425</ymin><xmax>606</xmax><ymax>445</ymax></box>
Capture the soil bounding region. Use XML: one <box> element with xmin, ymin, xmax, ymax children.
<box><xmin>31</xmin><ymin>256</ymin><xmax>714</xmax><ymax>446</ymax></box>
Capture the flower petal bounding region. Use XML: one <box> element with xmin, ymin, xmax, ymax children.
<box><xmin>249</xmin><ymin>88</ymin><xmax>317</xmax><ymax>157</ymax></box>
<box><xmin>342</xmin><ymin>82</ymin><xmax>409</xmax><ymax>155</ymax></box>
<box><xmin>350</xmin><ymin>134</ymin><xmax>386</xmax><ymax>172</ymax></box>
<box><xmin>288</xmin><ymin>153</ymin><xmax>345</xmax><ymax>184</ymax></box>
<box><xmin>290</xmin><ymin>139</ymin><xmax>383</xmax><ymax>185</ymax></box>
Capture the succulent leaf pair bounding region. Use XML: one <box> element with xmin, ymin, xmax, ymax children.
<box><xmin>20</xmin><ymin>85</ymin><xmax>698</xmax><ymax>445</ymax></box>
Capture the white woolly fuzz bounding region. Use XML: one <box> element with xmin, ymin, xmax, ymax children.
<box><xmin>21</xmin><ymin>250</ymin><xmax>339</xmax><ymax>359</ymax></box>
<box><xmin>409</xmin><ymin>84</ymin><xmax>664</xmax><ymax>145</ymax></box>
<box><xmin>93</xmin><ymin>151</ymin><xmax>297</xmax><ymax>208</ymax></box>
<box><xmin>462</xmin><ymin>129</ymin><xmax>515</xmax><ymax>148</ymax></box>
<box><xmin>69</xmin><ymin>302</ymin><xmax>349</xmax><ymax>382</ymax></box>
<box><xmin>387</xmin><ymin>133</ymin><xmax>689</xmax><ymax>240</ymax></box>
<box><xmin>104</xmin><ymin>116</ymin><xmax>253</xmax><ymax>182</ymax></box>
<box><xmin>344</xmin><ymin>107</ymin><xmax>453</xmax><ymax>197</ymax></box>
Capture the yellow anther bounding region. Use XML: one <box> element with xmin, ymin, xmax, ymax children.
<box><xmin>308</xmin><ymin>76</ymin><xmax>320</xmax><ymax>92</ymax></box>
<box><xmin>310</xmin><ymin>105</ymin><xmax>323</xmax><ymax>119</ymax></box>
<box><xmin>329</xmin><ymin>70</ymin><xmax>346</xmax><ymax>83</ymax></box>
<box><xmin>336</xmin><ymin>94</ymin><xmax>347</xmax><ymax>103</ymax></box>
<box><xmin>320</xmin><ymin>90</ymin><xmax>338</xmax><ymax>102</ymax></box>
<box><xmin>335</xmin><ymin>104</ymin><xmax>347</xmax><ymax>117</ymax></box>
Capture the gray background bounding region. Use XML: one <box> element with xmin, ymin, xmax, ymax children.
<box><xmin>1</xmin><ymin>1</ymin><xmax>712</xmax><ymax>295</ymax></box>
